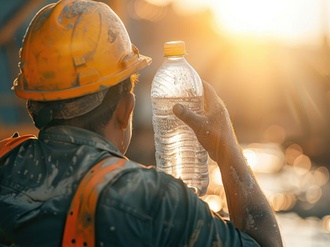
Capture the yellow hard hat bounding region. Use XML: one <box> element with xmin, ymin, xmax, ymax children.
<box><xmin>13</xmin><ymin>0</ymin><xmax>151</xmax><ymax>101</ymax></box>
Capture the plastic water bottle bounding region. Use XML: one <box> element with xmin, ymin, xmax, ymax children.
<box><xmin>151</xmin><ymin>41</ymin><xmax>209</xmax><ymax>196</ymax></box>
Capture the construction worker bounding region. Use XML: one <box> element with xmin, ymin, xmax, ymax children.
<box><xmin>0</xmin><ymin>0</ymin><xmax>283</xmax><ymax>246</ymax></box>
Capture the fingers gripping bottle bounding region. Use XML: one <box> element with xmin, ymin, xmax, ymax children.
<box><xmin>151</xmin><ymin>41</ymin><xmax>209</xmax><ymax>196</ymax></box>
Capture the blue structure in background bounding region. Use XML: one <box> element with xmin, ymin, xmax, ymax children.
<box><xmin>0</xmin><ymin>0</ymin><xmax>56</xmax><ymax>124</ymax></box>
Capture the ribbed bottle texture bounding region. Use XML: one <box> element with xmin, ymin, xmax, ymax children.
<box><xmin>151</xmin><ymin>41</ymin><xmax>209</xmax><ymax>196</ymax></box>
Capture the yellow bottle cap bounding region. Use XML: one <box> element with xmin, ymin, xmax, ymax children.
<box><xmin>163</xmin><ymin>41</ymin><xmax>186</xmax><ymax>57</ymax></box>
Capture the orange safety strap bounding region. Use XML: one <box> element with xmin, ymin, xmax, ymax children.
<box><xmin>62</xmin><ymin>157</ymin><xmax>127</xmax><ymax>247</ymax></box>
<box><xmin>0</xmin><ymin>134</ymin><xmax>37</xmax><ymax>157</ymax></box>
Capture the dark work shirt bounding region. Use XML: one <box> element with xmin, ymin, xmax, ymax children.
<box><xmin>0</xmin><ymin>126</ymin><xmax>260</xmax><ymax>246</ymax></box>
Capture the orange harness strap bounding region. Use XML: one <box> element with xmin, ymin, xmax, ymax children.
<box><xmin>1</xmin><ymin>134</ymin><xmax>128</xmax><ymax>246</ymax></box>
<box><xmin>0</xmin><ymin>134</ymin><xmax>37</xmax><ymax>158</ymax></box>
<box><xmin>62</xmin><ymin>157</ymin><xmax>127</xmax><ymax>247</ymax></box>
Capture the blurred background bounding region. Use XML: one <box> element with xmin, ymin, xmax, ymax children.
<box><xmin>1</xmin><ymin>0</ymin><xmax>330</xmax><ymax>246</ymax></box>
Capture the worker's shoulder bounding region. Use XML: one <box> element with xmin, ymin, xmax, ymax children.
<box><xmin>0</xmin><ymin>133</ymin><xmax>37</xmax><ymax>158</ymax></box>
<box><xmin>98</xmin><ymin>158</ymin><xmax>182</xmax><ymax>211</ymax></box>
<box><xmin>105</xmin><ymin>158</ymin><xmax>173</xmax><ymax>193</ymax></box>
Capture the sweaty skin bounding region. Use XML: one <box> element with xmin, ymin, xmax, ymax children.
<box><xmin>173</xmin><ymin>81</ymin><xmax>283</xmax><ymax>247</ymax></box>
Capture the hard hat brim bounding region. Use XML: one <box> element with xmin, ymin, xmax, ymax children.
<box><xmin>13</xmin><ymin>53</ymin><xmax>152</xmax><ymax>102</ymax></box>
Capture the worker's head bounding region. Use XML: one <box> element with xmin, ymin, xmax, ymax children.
<box><xmin>12</xmin><ymin>0</ymin><xmax>151</xmax><ymax>153</ymax></box>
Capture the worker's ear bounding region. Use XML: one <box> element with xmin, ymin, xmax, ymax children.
<box><xmin>114</xmin><ymin>93</ymin><xmax>135</xmax><ymax>129</ymax></box>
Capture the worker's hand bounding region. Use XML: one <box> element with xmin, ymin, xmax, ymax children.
<box><xmin>173</xmin><ymin>81</ymin><xmax>236</xmax><ymax>162</ymax></box>
<box><xmin>174</xmin><ymin>82</ymin><xmax>284</xmax><ymax>247</ymax></box>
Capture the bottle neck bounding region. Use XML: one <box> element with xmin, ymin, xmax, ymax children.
<box><xmin>165</xmin><ymin>55</ymin><xmax>185</xmax><ymax>61</ymax></box>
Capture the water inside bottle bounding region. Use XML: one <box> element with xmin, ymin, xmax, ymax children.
<box><xmin>152</xmin><ymin>96</ymin><xmax>209</xmax><ymax>196</ymax></box>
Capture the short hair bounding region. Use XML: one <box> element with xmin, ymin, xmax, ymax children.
<box><xmin>28</xmin><ymin>75</ymin><xmax>137</xmax><ymax>136</ymax></box>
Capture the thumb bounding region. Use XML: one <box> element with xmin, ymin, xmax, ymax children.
<box><xmin>173</xmin><ymin>104</ymin><xmax>205</xmax><ymax>134</ymax></box>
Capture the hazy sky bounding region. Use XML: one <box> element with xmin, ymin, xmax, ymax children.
<box><xmin>148</xmin><ymin>0</ymin><xmax>330</xmax><ymax>46</ymax></box>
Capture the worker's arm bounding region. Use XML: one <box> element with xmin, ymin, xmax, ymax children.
<box><xmin>173</xmin><ymin>81</ymin><xmax>283</xmax><ymax>247</ymax></box>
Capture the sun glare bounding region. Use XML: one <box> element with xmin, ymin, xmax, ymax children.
<box><xmin>143</xmin><ymin>0</ymin><xmax>328</xmax><ymax>45</ymax></box>
<box><xmin>213</xmin><ymin>0</ymin><xmax>276</xmax><ymax>34</ymax></box>
<box><xmin>208</xmin><ymin>0</ymin><xmax>326</xmax><ymax>45</ymax></box>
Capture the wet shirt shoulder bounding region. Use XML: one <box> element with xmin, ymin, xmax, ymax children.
<box><xmin>0</xmin><ymin>126</ymin><xmax>260</xmax><ymax>247</ymax></box>
<box><xmin>96</xmin><ymin>165</ymin><xmax>261</xmax><ymax>247</ymax></box>
<box><xmin>0</xmin><ymin>126</ymin><xmax>123</xmax><ymax>246</ymax></box>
